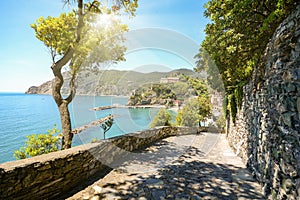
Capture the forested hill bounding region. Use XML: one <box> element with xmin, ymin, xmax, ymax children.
<box><xmin>25</xmin><ymin>69</ymin><xmax>196</xmax><ymax>96</ymax></box>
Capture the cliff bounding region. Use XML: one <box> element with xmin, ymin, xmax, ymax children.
<box><xmin>25</xmin><ymin>81</ymin><xmax>52</xmax><ymax>94</ymax></box>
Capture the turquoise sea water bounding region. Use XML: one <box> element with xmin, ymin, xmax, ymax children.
<box><xmin>0</xmin><ymin>93</ymin><xmax>159</xmax><ymax>164</ymax></box>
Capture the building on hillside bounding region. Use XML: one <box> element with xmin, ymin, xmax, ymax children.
<box><xmin>160</xmin><ymin>77</ymin><xmax>180</xmax><ymax>84</ymax></box>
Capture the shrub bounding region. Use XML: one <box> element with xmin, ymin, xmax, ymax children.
<box><xmin>14</xmin><ymin>125</ymin><xmax>61</xmax><ymax>159</ymax></box>
<box><xmin>149</xmin><ymin>108</ymin><xmax>172</xmax><ymax>128</ymax></box>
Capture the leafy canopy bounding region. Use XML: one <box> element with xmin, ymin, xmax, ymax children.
<box><xmin>197</xmin><ymin>0</ymin><xmax>297</xmax><ymax>91</ymax></box>
<box><xmin>177</xmin><ymin>95</ymin><xmax>212</xmax><ymax>127</ymax></box>
<box><xmin>196</xmin><ymin>0</ymin><xmax>297</xmax><ymax>121</ymax></box>
<box><xmin>31</xmin><ymin>10</ymin><xmax>128</xmax><ymax>75</ymax></box>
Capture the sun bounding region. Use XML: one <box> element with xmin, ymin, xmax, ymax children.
<box><xmin>96</xmin><ymin>13</ymin><xmax>115</xmax><ymax>28</ymax></box>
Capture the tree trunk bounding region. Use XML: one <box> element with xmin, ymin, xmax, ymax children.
<box><xmin>59</xmin><ymin>101</ymin><xmax>73</xmax><ymax>149</ymax></box>
<box><xmin>51</xmin><ymin>63</ymin><xmax>76</xmax><ymax>150</ymax></box>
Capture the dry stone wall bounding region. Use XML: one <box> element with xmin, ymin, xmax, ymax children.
<box><xmin>227</xmin><ymin>6</ymin><xmax>300</xmax><ymax>199</ymax></box>
<box><xmin>0</xmin><ymin>126</ymin><xmax>197</xmax><ymax>200</ymax></box>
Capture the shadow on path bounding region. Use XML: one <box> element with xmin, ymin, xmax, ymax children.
<box><xmin>96</xmin><ymin>147</ymin><xmax>263</xmax><ymax>199</ymax></box>
<box><xmin>67</xmin><ymin>134</ymin><xmax>264</xmax><ymax>200</ymax></box>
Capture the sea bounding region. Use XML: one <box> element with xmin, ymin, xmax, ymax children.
<box><xmin>0</xmin><ymin>93</ymin><xmax>160</xmax><ymax>164</ymax></box>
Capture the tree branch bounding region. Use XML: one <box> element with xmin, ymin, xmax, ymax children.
<box><xmin>65</xmin><ymin>69</ymin><xmax>77</xmax><ymax>104</ymax></box>
<box><xmin>76</xmin><ymin>0</ymin><xmax>84</xmax><ymax>43</ymax></box>
<box><xmin>51</xmin><ymin>63</ymin><xmax>64</xmax><ymax>106</ymax></box>
<box><xmin>51</xmin><ymin>47</ymin><xmax>74</xmax><ymax>71</ymax></box>
<box><xmin>252</xmin><ymin>9</ymin><xmax>267</xmax><ymax>17</ymax></box>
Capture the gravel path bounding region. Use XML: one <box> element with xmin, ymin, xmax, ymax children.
<box><xmin>67</xmin><ymin>133</ymin><xmax>264</xmax><ymax>200</ymax></box>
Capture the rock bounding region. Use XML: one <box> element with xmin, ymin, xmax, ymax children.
<box><xmin>175</xmin><ymin>193</ymin><xmax>190</xmax><ymax>200</ymax></box>
<box><xmin>25</xmin><ymin>86</ymin><xmax>39</xmax><ymax>94</ymax></box>
<box><xmin>297</xmin><ymin>97</ymin><xmax>300</xmax><ymax>113</ymax></box>
<box><xmin>151</xmin><ymin>189</ymin><xmax>166</xmax><ymax>200</ymax></box>
<box><xmin>282</xmin><ymin>178</ymin><xmax>294</xmax><ymax>191</ymax></box>
<box><xmin>281</xmin><ymin>112</ymin><xmax>294</xmax><ymax>127</ymax></box>
<box><xmin>92</xmin><ymin>185</ymin><xmax>102</xmax><ymax>194</ymax></box>
<box><xmin>90</xmin><ymin>196</ymin><xmax>100</xmax><ymax>200</ymax></box>
<box><xmin>25</xmin><ymin>81</ymin><xmax>52</xmax><ymax>95</ymax></box>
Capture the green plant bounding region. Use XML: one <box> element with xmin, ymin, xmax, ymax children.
<box><xmin>234</xmin><ymin>84</ymin><xmax>244</xmax><ymax>110</ymax></box>
<box><xmin>100</xmin><ymin>115</ymin><xmax>114</xmax><ymax>139</ymax></box>
<box><xmin>90</xmin><ymin>138</ymin><xmax>99</xmax><ymax>143</ymax></box>
<box><xmin>228</xmin><ymin>94</ymin><xmax>237</xmax><ymax>123</ymax></box>
<box><xmin>31</xmin><ymin>0</ymin><xmax>138</xmax><ymax>149</ymax></box>
<box><xmin>14</xmin><ymin>125</ymin><xmax>61</xmax><ymax>159</ymax></box>
<box><xmin>176</xmin><ymin>109</ymin><xmax>183</xmax><ymax>126</ymax></box>
<box><xmin>178</xmin><ymin>96</ymin><xmax>212</xmax><ymax>127</ymax></box>
<box><xmin>149</xmin><ymin>108</ymin><xmax>172</xmax><ymax>128</ymax></box>
<box><xmin>216</xmin><ymin>113</ymin><xmax>226</xmax><ymax>132</ymax></box>
<box><xmin>196</xmin><ymin>0</ymin><xmax>297</xmax><ymax>126</ymax></box>
<box><xmin>222</xmin><ymin>95</ymin><xmax>229</xmax><ymax>117</ymax></box>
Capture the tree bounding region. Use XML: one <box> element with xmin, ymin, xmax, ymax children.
<box><xmin>31</xmin><ymin>0</ymin><xmax>138</xmax><ymax>149</ymax></box>
<box><xmin>100</xmin><ymin>114</ymin><xmax>114</xmax><ymax>139</ymax></box>
<box><xmin>149</xmin><ymin>108</ymin><xmax>172</xmax><ymax>128</ymax></box>
<box><xmin>14</xmin><ymin>126</ymin><xmax>61</xmax><ymax>159</ymax></box>
<box><xmin>196</xmin><ymin>0</ymin><xmax>297</xmax><ymax>122</ymax></box>
<box><xmin>178</xmin><ymin>96</ymin><xmax>212</xmax><ymax>127</ymax></box>
<box><xmin>216</xmin><ymin>112</ymin><xmax>226</xmax><ymax>132</ymax></box>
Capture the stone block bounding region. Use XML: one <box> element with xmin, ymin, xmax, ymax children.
<box><xmin>281</xmin><ymin>112</ymin><xmax>295</xmax><ymax>127</ymax></box>
<box><xmin>297</xmin><ymin>97</ymin><xmax>300</xmax><ymax>113</ymax></box>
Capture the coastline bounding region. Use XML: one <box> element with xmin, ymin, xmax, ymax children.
<box><xmin>92</xmin><ymin>104</ymin><xmax>180</xmax><ymax>113</ymax></box>
<box><xmin>24</xmin><ymin>93</ymin><xmax>130</xmax><ymax>98</ymax></box>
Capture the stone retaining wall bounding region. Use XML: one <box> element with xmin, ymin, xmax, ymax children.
<box><xmin>0</xmin><ymin>126</ymin><xmax>198</xmax><ymax>200</ymax></box>
<box><xmin>227</xmin><ymin>6</ymin><xmax>300</xmax><ymax>199</ymax></box>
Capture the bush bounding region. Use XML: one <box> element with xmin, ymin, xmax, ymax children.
<box><xmin>177</xmin><ymin>96</ymin><xmax>212</xmax><ymax>127</ymax></box>
<box><xmin>14</xmin><ymin>125</ymin><xmax>61</xmax><ymax>159</ymax></box>
<box><xmin>216</xmin><ymin>113</ymin><xmax>226</xmax><ymax>132</ymax></box>
<box><xmin>149</xmin><ymin>108</ymin><xmax>172</xmax><ymax>128</ymax></box>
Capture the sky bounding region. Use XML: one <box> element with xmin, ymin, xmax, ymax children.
<box><xmin>0</xmin><ymin>0</ymin><xmax>210</xmax><ymax>92</ymax></box>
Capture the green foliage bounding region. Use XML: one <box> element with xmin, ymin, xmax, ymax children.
<box><xmin>31</xmin><ymin>13</ymin><xmax>77</xmax><ymax>57</ymax></box>
<box><xmin>176</xmin><ymin>110</ymin><xmax>183</xmax><ymax>126</ymax></box>
<box><xmin>128</xmin><ymin>83</ymin><xmax>177</xmax><ymax>106</ymax></box>
<box><xmin>31</xmin><ymin>10</ymin><xmax>128</xmax><ymax>73</ymax></box>
<box><xmin>100</xmin><ymin>115</ymin><xmax>114</xmax><ymax>139</ymax></box>
<box><xmin>152</xmin><ymin>84</ymin><xmax>176</xmax><ymax>99</ymax></box>
<box><xmin>234</xmin><ymin>84</ymin><xmax>244</xmax><ymax>110</ymax></box>
<box><xmin>228</xmin><ymin>94</ymin><xmax>237</xmax><ymax>123</ymax></box>
<box><xmin>216</xmin><ymin>113</ymin><xmax>226</xmax><ymax>131</ymax></box>
<box><xmin>187</xmin><ymin>77</ymin><xmax>209</xmax><ymax>97</ymax></box>
<box><xmin>222</xmin><ymin>95</ymin><xmax>229</xmax><ymax>117</ymax></box>
<box><xmin>174</xmin><ymin>75</ymin><xmax>212</xmax><ymax>127</ymax></box>
<box><xmin>31</xmin><ymin>0</ymin><xmax>138</xmax><ymax>149</ymax></box>
<box><xmin>197</xmin><ymin>0</ymin><xmax>297</xmax><ymax>121</ymax></box>
<box><xmin>178</xmin><ymin>96</ymin><xmax>212</xmax><ymax>127</ymax></box>
<box><xmin>91</xmin><ymin>138</ymin><xmax>99</xmax><ymax>143</ymax></box>
<box><xmin>171</xmin><ymin>82</ymin><xmax>190</xmax><ymax>99</ymax></box>
<box><xmin>194</xmin><ymin>49</ymin><xmax>224</xmax><ymax>93</ymax></box>
<box><xmin>14</xmin><ymin>126</ymin><xmax>61</xmax><ymax>160</ymax></box>
<box><xmin>149</xmin><ymin>108</ymin><xmax>172</xmax><ymax>128</ymax></box>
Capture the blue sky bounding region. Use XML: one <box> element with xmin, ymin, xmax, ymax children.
<box><xmin>0</xmin><ymin>0</ymin><xmax>209</xmax><ymax>92</ymax></box>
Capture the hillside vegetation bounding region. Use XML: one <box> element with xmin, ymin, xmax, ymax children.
<box><xmin>197</xmin><ymin>0</ymin><xmax>297</xmax><ymax>122</ymax></box>
<box><xmin>25</xmin><ymin>69</ymin><xmax>195</xmax><ymax>96</ymax></box>
<box><xmin>127</xmin><ymin>75</ymin><xmax>210</xmax><ymax>106</ymax></box>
